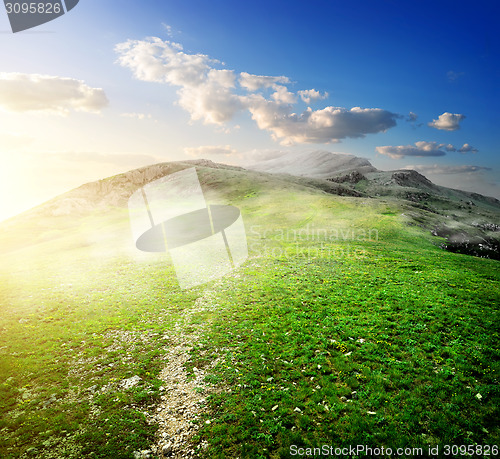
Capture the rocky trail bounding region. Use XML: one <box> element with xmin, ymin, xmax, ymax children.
<box><xmin>138</xmin><ymin>287</ymin><xmax>224</xmax><ymax>459</ymax></box>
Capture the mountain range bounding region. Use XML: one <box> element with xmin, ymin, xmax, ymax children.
<box><xmin>1</xmin><ymin>151</ymin><xmax>499</xmax><ymax>259</ymax></box>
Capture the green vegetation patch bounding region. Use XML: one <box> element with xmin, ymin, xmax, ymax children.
<box><xmin>193</xmin><ymin>235</ymin><xmax>499</xmax><ymax>458</ymax></box>
<box><xmin>1</xmin><ymin>171</ymin><xmax>499</xmax><ymax>458</ymax></box>
<box><xmin>0</xmin><ymin>251</ymin><xmax>201</xmax><ymax>458</ymax></box>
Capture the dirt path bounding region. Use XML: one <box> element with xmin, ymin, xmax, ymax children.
<box><xmin>150</xmin><ymin>287</ymin><xmax>223</xmax><ymax>458</ymax></box>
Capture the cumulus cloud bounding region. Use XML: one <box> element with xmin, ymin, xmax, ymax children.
<box><xmin>260</xmin><ymin>102</ymin><xmax>398</xmax><ymax>144</ymax></box>
<box><xmin>458</xmin><ymin>143</ymin><xmax>478</xmax><ymax>154</ymax></box>
<box><xmin>115</xmin><ymin>38</ymin><xmax>214</xmax><ymax>86</ymax></box>
<box><xmin>247</xmin><ymin>101</ymin><xmax>398</xmax><ymax>145</ymax></box>
<box><xmin>376</xmin><ymin>141</ymin><xmax>447</xmax><ymax>159</ymax></box>
<box><xmin>442</xmin><ymin>143</ymin><xmax>478</xmax><ymax>153</ymax></box>
<box><xmin>116</xmin><ymin>37</ymin><xmax>399</xmax><ymax>144</ymax></box>
<box><xmin>0</xmin><ymin>73</ymin><xmax>108</xmax><ymax>115</ymax></box>
<box><xmin>176</xmin><ymin>69</ymin><xmax>244</xmax><ymax>124</ymax></box>
<box><xmin>239</xmin><ymin>72</ymin><xmax>290</xmax><ymax>91</ymax></box>
<box><xmin>116</xmin><ymin>39</ymin><xmax>242</xmax><ymax>124</ymax></box>
<box><xmin>271</xmin><ymin>85</ymin><xmax>297</xmax><ymax>104</ymax></box>
<box><xmin>184</xmin><ymin>145</ymin><xmax>237</xmax><ymax>158</ymax></box>
<box><xmin>298</xmin><ymin>89</ymin><xmax>328</xmax><ymax>104</ymax></box>
<box><xmin>376</xmin><ymin>140</ymin><xmax>479</xmax><ymax>159</ymax></box>
<box><xmin>403</xmin><ymin>164</ymin><xmax>491</xmax><ymax>175</ymax></box>
<box><xmin>428</xmin><ymin>112</ymin><xmax>465</xmax><ymax>131</ymax></box>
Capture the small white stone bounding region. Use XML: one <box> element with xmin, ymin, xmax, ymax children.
<box><xmin>272</xmin><ymin>405</ymin><xmax>279</xmax><ymax>411</ymax></box>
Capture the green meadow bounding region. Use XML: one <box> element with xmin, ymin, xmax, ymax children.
<box><xmin>0</xmin><ymin>166</ymin><xmax>499</xmax><ymax>458</ymax></box>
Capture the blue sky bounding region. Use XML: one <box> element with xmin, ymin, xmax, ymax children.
<box><xmin>0</xmin><ymin>0</ymin><xmax>498</xmax><ymax>220</ymax></box>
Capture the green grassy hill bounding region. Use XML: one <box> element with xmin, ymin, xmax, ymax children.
<box><xmin>1</xmin><ymin>161</ymin><xmax>499</xmax><ymax>458</ymax></box>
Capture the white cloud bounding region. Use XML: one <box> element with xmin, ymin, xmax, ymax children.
<box><xmin>376</xmin><ymin>141</ymin><xmax>447</xmax><ymax>159</ymax></box>
<box><xmin>116</xmin><ymin>39</ymin><xmax>242</xmax><ymax>124</ymax></box>
<box><xmin>239</xmin><ymin>72</ymin><xmax>290</xmax><ymax>91</ymax></box>
<box><xmin>377</xmin><ymin>141</ymin><xmax>479</xmax><ymax>159</ymax></box>
<box><xmin>403</xmin><ymin>164</ymin><xmax>491</xmax><ymax>175</ymax></box>
<box><xmin>0</xmin><ymin>73</ymin><xmax>108</xmax><ymax>115</ymax></box>
<box><xmin>116</xmin><ymin>37</ymin><xmax>399</xmax><ymax>143</ymax></box>
<box><xmin>458</xmin><ymin>143</ymin><xmax>478</xmax><ymax>154</ymax></box>
<box><xmin>414</xmin><ymin>141</ymin><xmax>444</xmax><ymax>151</ymax></box>
<box><xmin>248</xmin><ymin>99</ymin><xmax>398</xmax><ymax>145</ymax></box>
<box><xmin>271</xmin><ymin>85</ymin><xmax>297</xmax><ymax>104</ymax></box>
<box><xmin>115</xmin><ymin>38</ymin><xmax>217</xmax><ymax>87</ymax></box>
<box><xmin>428</xmin><ymin>112</ymin><xmax>465</xmax><ymax>131</ymax></box>
<box><xmin>177</xmin><ymin>69</ymin><xmax>244</xmax><ymax>124</ymax></box>
<box><xmin>407</xmin><ymin>112</ymin><xmax>418</xmax><ymax>122</ymax></box>
<box><xmin>162</xmin><ymin>23</ymin><xmax>174</xmax><ymax>37</ymax></box>
<box><xmin>184</xmin><ymin>145</ymin><xmax>237</xmax><ymax>158</ymax></box>
<box><xmin>298</xmin><ymin>89</ymin><xmax>328</xmax><ymax>104</ymax></box>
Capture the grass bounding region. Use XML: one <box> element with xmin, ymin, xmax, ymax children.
<box><xmin>0</xmin><ymin>248</ymin><xmax>204</xmax><ymax>457</ymax></box>
<box><xmin>191</xmin><ymin>244</ymin><xmax>499</xmax><ymax>457</ymax></box>
<box><xmin>0</xmin><ymin>169</ymin><xmax>499</xmax><ymax>458</ymax></box>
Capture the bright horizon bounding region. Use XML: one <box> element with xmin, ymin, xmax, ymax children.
<box><xmin>1</xmin><ymin>0</ymin><xmax>498</xmax><ymax>222</ymax></box>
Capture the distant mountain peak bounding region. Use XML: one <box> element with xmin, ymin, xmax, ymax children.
<box><xmin>390</xmin><ymin>170</ymin><xmax>437</xmax><ymax>189</ymax></box>
<box><xmin>246</xmin><ymin>150</ymin><xmax>377</xmax><ymax>179</ymax></box>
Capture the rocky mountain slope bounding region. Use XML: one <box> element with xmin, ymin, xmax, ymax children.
<box><xmin>247</xmin><ymin>150</ymin><xmax>377</xmax><ymax>178</ymax></box>
<box><xmin>1</xmin><ymin>155</ymin><xmax>499</xmax><ymax>259</ymax></box>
